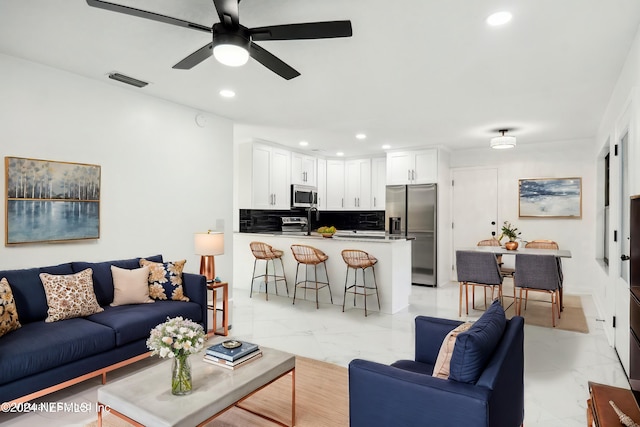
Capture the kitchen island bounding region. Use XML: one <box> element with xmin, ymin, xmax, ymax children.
<box><xmin>233</xmin><ymin>232</ymin><xmax>412</xmax><ymax>314</ymax></box>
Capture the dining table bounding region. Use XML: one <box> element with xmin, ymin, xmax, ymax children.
<box><xmin>464</xmin><ymin>245</ymin><xmax>572</xmax><ymax>258</ymax></box>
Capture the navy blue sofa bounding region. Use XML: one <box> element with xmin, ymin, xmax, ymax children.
<box><xmin>349</xmin><ymin>302</ymin><xmax>524</xmax><ymax>427</ymax></box>
<box><xmin>0</xmin><ymin>254</ymin><xmax>207</xmax><ymax>404</ymax></box>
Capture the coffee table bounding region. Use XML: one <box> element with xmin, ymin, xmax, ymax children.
<box><xmin>97</xmin><ymin>344</ymin><xmax>296</xmax><ymax>427</ymax></box>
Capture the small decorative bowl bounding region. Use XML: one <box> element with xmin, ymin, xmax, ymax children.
<box><xmin>221</xmin><ymin>340</ymin><xmax>242</xmax><ymax>349</ymax></box>
<box><xmin>320</xmin><ymin>233</ymin><xmax>335</xmax><ymax>238</ymax></box>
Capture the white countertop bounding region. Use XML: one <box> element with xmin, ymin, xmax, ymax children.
<box><xmin>236</xmin><ymin>231</ymin><xmax>411</xmax><ymax>243</ymax></box>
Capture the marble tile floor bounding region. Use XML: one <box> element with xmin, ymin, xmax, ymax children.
<box><xmin>1</xmin><ymin>280</ymin><xmax>630</xmax><ymax>427</ymax></box>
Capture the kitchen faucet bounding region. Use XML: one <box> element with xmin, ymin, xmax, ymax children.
<box><xmin>307</xmin><ymin>205</ymin><xmax>319</xmax><ymax>235</ymax></box>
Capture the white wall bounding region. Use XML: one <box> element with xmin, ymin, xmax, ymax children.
<box><xmin>450</xmin><ymin>139</ymin><xmax>596</xmax><ymax>295</ymax></box>
<box><xmin>0</xmin><ymin>54</ymin><xmax>234</xmax><ymax>281</ymax></box>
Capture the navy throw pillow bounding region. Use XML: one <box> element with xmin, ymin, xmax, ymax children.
<box><xmin>449</xmin><ymin>299</ymin><xmax>506</xmax><ymax>384</ymax></box>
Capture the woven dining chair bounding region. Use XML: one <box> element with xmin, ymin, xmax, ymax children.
<box><xmin>456</xmin><ymin>250</ymin><xmax>503</xmax><ymax>316</ymax></box>
<box><xmin>290</xmin><ymin>244</ymin><xmax>333</xmax><ymax>309</ymax></box>
<box><xmin>525</xmin><ymin>240</ymin><xmax>559</xmax><ymax>250</ymax></box>
<box><xmin>477</xmin><ymin>238</ymin><xmax>515</xmax><ymax>278</ymax></box>
<box><xmin>514</xmin><ymin>254</ymin><xmax>562</xmax><ymax>327</ymax></box>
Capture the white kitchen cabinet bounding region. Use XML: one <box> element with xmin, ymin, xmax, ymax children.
<box><xmin>325</xmin><ymin>160</ymin><xmax>345</xmax><ymax>209</ymax></box>
<box><xmin>250</xmin><ymin>143</ymin><xmax>290</xmax><ymax>209</ymax></box>
<box><xmin>345</xmin><ymin>158</ymin><xmax>371</xmax><ymax>209</ymax></box>
<box><xmin>291</xmin><ymin>152</ymin><xmax>317</xmax><ymax>186</ymax></box>
<box><xmin>317</xmin><ymin>158</ymin><xmax>327</xmax><ymax>210</ymax></box>
<box><xmin>386</xmin><ymin>149</ymin><xmax>437</xmax><ymax>185</ymax></box>
<box><xmin>371</xmin><ymin>157</ymin><xmax>386</xmax><ymax>210</ymax></box>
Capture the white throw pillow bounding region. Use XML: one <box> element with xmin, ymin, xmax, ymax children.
<box><xmin>110</xmin><ymin>265</ymin><xmax>153</xmax><ymax>306</ymax></box>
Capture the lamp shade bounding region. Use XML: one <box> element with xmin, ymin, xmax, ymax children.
<box><xmin>194</xmin><ymin>232</ymin><xmax>224</xmax><ymax>256</ymax></box>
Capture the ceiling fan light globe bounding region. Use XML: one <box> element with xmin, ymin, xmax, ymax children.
<box><xmin>213</xmin><ymin>44</ymin><xmax>250</xmax><ymax>67</ymax></box>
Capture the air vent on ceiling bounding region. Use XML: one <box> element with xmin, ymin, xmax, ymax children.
<box><xmin>107</xmin><ymin>72</ymin><xmax>148</xmax><ymax>88</ymax></box>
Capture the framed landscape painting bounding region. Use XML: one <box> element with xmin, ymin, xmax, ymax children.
<box><xmin>519</xmin><ymin>177</ymin><xmax>582</xmax><ymax>218</ymax></box>
<box><xmin>5</xmin><ymin>157</ymin><xmax>101</xmax><ymax>245</ymax></box>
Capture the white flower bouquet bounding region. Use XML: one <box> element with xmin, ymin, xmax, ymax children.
<box><xmin>146</xmin><ymin>316</ymin><xmax>206</xmax><ymax>358</ymax></box>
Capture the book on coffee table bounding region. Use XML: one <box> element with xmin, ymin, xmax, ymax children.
<box><xmin>203</xmin><ymin>350</ymin><xmax>263</xmax><ymax>370</ymax></box>
<box><xmin>206</xmin><ymin>340</ymin><xmax>259</xmax><ymax>362</ymax></box>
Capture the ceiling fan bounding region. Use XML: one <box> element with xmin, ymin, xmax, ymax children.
<box><xmin>86</xmin><ymin>0</ymin><xmax>353</xmax><ymax>80</ymax></box>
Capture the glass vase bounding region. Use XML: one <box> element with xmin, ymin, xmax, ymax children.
<box><xmin>171</xmin><ymin>354</ymin><xmax>192</xmax><ymax>395</ymax></box>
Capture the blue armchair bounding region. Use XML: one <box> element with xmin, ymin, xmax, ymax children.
<box><xmin>349</xmin><ymin>303</ymin><xmax>524</xmax><ymax>427</ymax></box>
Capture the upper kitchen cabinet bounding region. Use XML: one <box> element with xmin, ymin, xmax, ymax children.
<box><xmin>238</xmin><ymin>142</ymin><xmax>290</xmax><ymax>209</ymax></box>
<box><xmin>345</xmin><ymin>158</ymin><xmax>371</xmax><ymax>210</ymax></box>
<box><xmin>386</xmin><ymin>149</ymin><xmax>438</xmax><ymax>185</ymax></box>
<box><xmin>291</xmin><ymin>152</ymin><xmax>317</xmax><ymax>186</ymax></box>
<box><xmin>326</xmin><ymin>159</ymin><xmax>346</xmax><ymax>210</ymax></box>
<box><xmin>371</xmin><ymin>157</ymin><xmax>386</xmax><ymax>210</ymax></box>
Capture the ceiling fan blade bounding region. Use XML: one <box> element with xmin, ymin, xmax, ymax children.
<box><xmin>86</xmin><ymin>0</ymin><xmax>211</xmax><ymax>34</ymax></box>
<box><xmin>250</xmin><ymin>20</ymin><xmax>352</xmax><ymax>41</ymax></box>
<box><xmin>172</xmin><ymin>43</ymin><xmax>214</xmax><ymax>69</ymax></box>
<box><xmin>249</xmin><ymin>42</ymin><xmax>300</xmax><ymax>80</ymax></box>
<box><xmin>213</xmin><ymin>0</ymin><xmax>240</xmax><ymax>29</ymax></box>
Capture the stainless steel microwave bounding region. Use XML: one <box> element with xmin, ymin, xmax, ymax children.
<box><xmin>291</xmin><ymin>184</ymin><xmax>318</xmax><ymax>208</ymax></box>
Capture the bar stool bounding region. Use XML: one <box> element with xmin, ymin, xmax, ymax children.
<box><xmin>249</xmin><ymin>241</ymin><xmax>288</xmax><ymax>300</ymax></box>
<box><xmin>290</xmin><ymin>244</ymin><xmax>333</xmax><ymax>309</ymax></box>
<box><xmin>341</xmin><ymin>249</ymin><xmax>380</xmax><ymax>316</ymax></box>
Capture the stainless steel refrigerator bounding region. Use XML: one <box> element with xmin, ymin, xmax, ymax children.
<box><xmin>386</xmin><ymin>184</ymin><xmax>437</xmax><ymax>286</ymax></box>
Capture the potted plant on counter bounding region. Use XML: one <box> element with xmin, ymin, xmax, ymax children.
<box><xmin>499</xmin><ymin>221</ymin><xmax>521</xmax><ymax>250</ymax></box>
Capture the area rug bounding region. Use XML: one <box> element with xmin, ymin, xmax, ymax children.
<box><xmin>85</xmin><ymin>356</ymin><xmax>348</xmax><ymax>427</ymax></box>
<box><xmin>503</xmin><ymin>293</ymin><xmax>589</xmax><ymax>333</ymax></box>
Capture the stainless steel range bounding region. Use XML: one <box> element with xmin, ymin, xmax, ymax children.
<box><xmin>280</xmin><ymin>217</ymin><xmax>308</xmax><ymax>234</ymax></box>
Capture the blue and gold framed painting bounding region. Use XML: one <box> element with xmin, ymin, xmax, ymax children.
<box><xmin>518</xmin><ymin>177</ymin><xmax>581</xmax><ymax>218</ymax></box>
<box><xmin>5</xmin><ymin>157</ymin><xmax>101</xmax><ymax>245</ymax></box>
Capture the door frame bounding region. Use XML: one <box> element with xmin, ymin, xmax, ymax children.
<box><xmin>611</xmin><ymin>98</ymin><xmax>636</xmax><ymax>374</ymax></box>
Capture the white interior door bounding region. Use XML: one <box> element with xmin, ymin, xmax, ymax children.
<box><xmin>452</xmin><ymin>168</ymin><xmax>499</xmax><ymax>278</ymax></box>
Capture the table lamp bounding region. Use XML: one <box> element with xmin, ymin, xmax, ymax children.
<box><xmin>194</xmin><ymin>231</ymin><xmax>224</xmax><ymax>281</ymax></box>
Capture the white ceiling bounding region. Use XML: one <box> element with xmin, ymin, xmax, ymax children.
<box><xmin>1</xmin><ymin>1</ymin><xmax>640</xmax><ymax>156</ymax></box>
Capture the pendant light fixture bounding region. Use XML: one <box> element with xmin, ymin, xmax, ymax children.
<box><xmin>490</xmin><ymin>129</ymin><xmax>516</xmax><ymax>149</ymax></box>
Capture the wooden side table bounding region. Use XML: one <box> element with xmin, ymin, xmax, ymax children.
<box><xmin>587</xmin><ymin>381</ymin><xmax>640</xmax><ymax>426</ymax></box>
<box><xmin>206</xmin><ymin>281</ymin><xmax>229</xmax><ymax>336</ymax></box>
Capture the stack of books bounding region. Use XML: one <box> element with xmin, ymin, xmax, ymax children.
<box><xmin>203</xmin><ymin>340</ymin><xmax>262</xmax><ymax>370</ymax></box>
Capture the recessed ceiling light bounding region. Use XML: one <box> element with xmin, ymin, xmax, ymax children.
<box><xmin>336</xmin><ymin>152</ymin><xmax>344</xmax><ymax>156</ymax></box>
<box><xmin>486</xmin><ymin>11</ymin><xmax>512</xmax><ymax>26</ymax></box>
<box><xmin>355</xmin><ymin>133</ymin><xmax>367</xmax><ymax>140</ymax></box>
<box><xmin>299</xmin><ymin>141</ymin><xmax>309</xmax><ymax>146</ymax></box>
<box><xmin>382</xmin><ymin>144</ymin><xmax>391</xmax><ymax>150</ymax></box>
<box><xmin>219</xmin><ymin>89</ymin><xmax>236</xmax><ymax>98</ymax></box>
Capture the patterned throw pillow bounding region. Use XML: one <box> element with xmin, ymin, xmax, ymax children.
<box><xmin>0</xmin><ymin>277</ymin><xmax>21</xmax><ymax>337</ymax></box>
<box><xmin>39</xmin><ymin>268</ymin><xmax>104</xmax><ymax>322</ymax></box>
<box><xmin>139</xmin><ymin>259</ymin><xmax>189</xmax><ymax>302</ymax></box>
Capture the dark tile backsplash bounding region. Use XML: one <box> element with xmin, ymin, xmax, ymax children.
<box><xmin>239</xmin><ymin>209</ymin><xmax>385</xmax><ymax>233</ymax></box>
